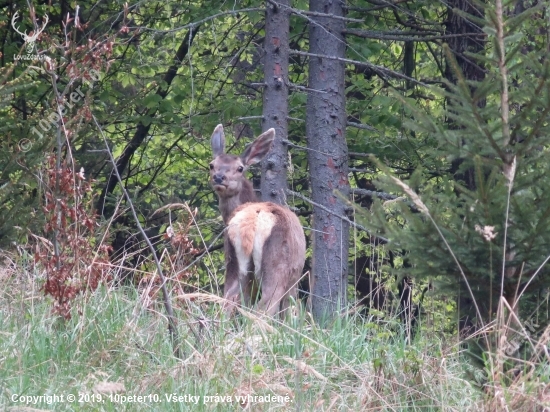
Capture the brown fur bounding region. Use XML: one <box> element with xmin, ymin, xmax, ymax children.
<box><xmin>209</xmin><ymin>125</ymin><xmax>306</xmax><ymax>317</ymax></box>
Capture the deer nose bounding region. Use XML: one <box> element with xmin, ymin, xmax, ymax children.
<box><xmin>213</xmin><ymin>174</ymin><xmax>225</xmax><ymax>184</ymax></box>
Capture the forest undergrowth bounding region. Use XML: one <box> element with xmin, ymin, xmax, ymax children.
<box><xmin>1</xmin><ymin>245</ymin><xmax>547</xmax><ymax>411</ymax></box>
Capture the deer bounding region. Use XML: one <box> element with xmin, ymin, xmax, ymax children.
<box><xmin>209</xmin><ymin>124</ymin><xmax>306</xmax><ymax>318</ymax></box>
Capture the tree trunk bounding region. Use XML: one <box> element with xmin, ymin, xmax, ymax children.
<box><xmin>445</xmin><ymin>0</ymin><xmax>488</xmax><ymax>330</ymax></box>
<box><xmin>260</xmin><ymin>0</ymin><xmax>290</xmax><ymax>205</ymax></box>
<box><xmin>306</xmin><ymin>0</ymin><xmax>350</xmax><ymax>321</ymax></box>
<box><xmin>446</xmin><ymin>0</ymin><xmax>485</xmax><ymax>191</ymax></box>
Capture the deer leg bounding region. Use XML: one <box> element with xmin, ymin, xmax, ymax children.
<box><xmin>255</xmin><ymin>263</ymin><xmax>293</xmax><ymax>317</ymax></box>
<box><xmin>256</xmin><ymin>283</ymin><xmax>287</xmax><ymax>316</ymax></box>
<box><xmin>240</xmin><ymin>272</ymin><xmax>256</xmax><ymax>307</ymax></box>
<box><xmin>255</xmin><ymin>221</ymin><xmax>304</xmax><ymax>317</ymax></box>
<box><xmin>222</xmin><ymin>237</ymin><xmax>241</xmax><ymax>315</ymax></box>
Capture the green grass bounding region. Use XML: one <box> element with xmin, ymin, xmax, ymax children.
<box><xmin>1</xmin><ymin>263</ymin><xmax>485</xmax><ymax>411</ymax></box>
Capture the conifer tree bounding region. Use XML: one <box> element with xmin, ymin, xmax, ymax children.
<box><xmin>370</xmin><ymin>1</ymin><xmax>550</xmax><ymax>332</ymax></box>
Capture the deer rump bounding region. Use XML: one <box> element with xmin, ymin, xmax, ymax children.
<box><xmin>225</xmin><ymin>201</ymin><xmax>306</xmax><ymax>315</ymax></box>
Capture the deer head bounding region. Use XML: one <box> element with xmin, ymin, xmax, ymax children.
<box><xmin>209</xmin><ymin>124</ymin><xmax>275</xmax><ymax>223</ymax></box>
<box><xmin>209</xmin><ymin>124</ymin><xmax>306</xmax><ymax>317</ymax></box>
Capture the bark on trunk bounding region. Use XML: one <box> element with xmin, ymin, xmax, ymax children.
<box><xmin>261</xmin><ymin>0</ymin><xmax>290</xmax><ymax>205</ymax></box>
<box><xmin>306</xmin><ymin>0</ymin><xmax>350</xmax><ymax>321</ymax></box>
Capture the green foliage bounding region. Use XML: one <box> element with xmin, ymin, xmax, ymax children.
<box><xmin>0</xmin><ymin>0</ymin><xmax>545</xmax><ymax>334</ymax></box>
<box><xmin>0</xmin><ymin>64</ymin><xmax>50</xmax><ymax>247</ymax></box>
<box><xmin>368</xmin><ymin>2</ymin><xmax>550</xmax><ymax>328</ymax></box>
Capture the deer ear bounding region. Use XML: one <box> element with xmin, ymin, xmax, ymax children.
<box><xmin>241</xmin><ymin>128</ymin><xmax>275</xmax><ymax>166</ymax></box>
<box><xmin>211</xmin><ymin>124</ymin><xmax>225</xmax><ymax>157</ymax></box>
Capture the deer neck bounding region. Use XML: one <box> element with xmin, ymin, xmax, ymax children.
<box><xmin>218</xmin><ymin>179</ymin><xmax>257</xmax><ymax>224</ymax></box>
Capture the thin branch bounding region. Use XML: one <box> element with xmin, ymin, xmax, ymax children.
<box><xmin>281</xmin><ymin>139</ymin><xmax>332</xmax><ymax>156</ymax></box>
<box><xmin>352</xmin><ymin>188</ymin><xmax>419</xmax><ymax>212</ymax></box>
<box><xmin>237</xmin><ymin>116</ymin><xmax>264</xmax><ymax>121</ymax></box>
<box><xmin>290</xmin><ymin>50</ymin><xmax>428</xmax><ymax>87</ymax></box>
<box><xmin>289</xmin><ymin>83</ymin><xmax>330</xmax><ymax>94</ymax></box>
<box><xmin>130</xmin><ymin>8</ymin><xmax>263</xmax><ymax>33</ymax></box>
<box><xmin>287</xmin><ymin>116</ymin><xmax>304</xmax><ymax>122</ymax></box>
<box><xmin>93</xmin><ymin>115</ymin><xmax>189</xmax><ymax>360</ymax></box>
<box><xmin>349</xmin><ymin>151</ymin><xmax>374</xmax><ymax>158</ymax></box>
<box><xmin>349</xmin><ymin>168</ymin><xmax>374</xmax><ymax>173</ymax></box>
<box><xmin>286</xmin><ymin>189</ymin><xmax>388</xmax><ymax>243</ymax></box>
<box><xmin>347</xmin><ymin>121</ymin><xmax>378</xmax><ymax>131</ymax></box>
<box><xmin>351</xmin><ymin>188</ymin><xmax>400</xmax><ymax>201</ymax></box>
<box><xmin>495</xmin><ymin>0</ymin><xmax>510</xmax><ymax>146</ymax></box>
<box><xmin>293</xmin><ymin>9</ymin><xmax>364</xmax><ymax>23</ymax></box>
<box><xmin>345</xmin><ymin>0</ymin><xmax>411</xmax><ymax>12</ymax></box>
<box><xmin>344</xmin><ymin>29</ymin><xmax>486</xmax><ymax>42</ymax></box>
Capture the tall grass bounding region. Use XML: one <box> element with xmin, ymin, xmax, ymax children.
<box><xmin>0</xmin><ymin>258</ymin><xmax>482</xmax><ymax>411</ymax></box>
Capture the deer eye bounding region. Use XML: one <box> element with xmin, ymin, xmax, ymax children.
<box><xmin>209</xmin><ymin>163</ymin><xmax>214</xmax><ymax>170</ymax></box>
<box><xmin>237</xmin><ymin>166</ymin><xmax>244</xmax><ymax>173</ymax></box>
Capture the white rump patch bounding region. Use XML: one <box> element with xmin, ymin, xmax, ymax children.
<box><xmin>227</xmin><ymin>217</ymin><xmax>248</xmax><ymax>279</ymax></box>
<box><xmin>252</xmin><ymin>211</ymin><xmax>276</xmax><ymax>277</ymax></box>
<box><xmin>228</xmin><ymin>207</ymin><xmax>276</xmax><ymax>280</ymax></box>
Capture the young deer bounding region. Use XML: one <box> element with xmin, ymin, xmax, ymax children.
<box><xmin>209</xmin><ymin>124</ymin><xmax>306</xmax><ymax>317</ymax></box>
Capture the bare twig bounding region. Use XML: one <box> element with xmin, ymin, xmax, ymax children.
<box><xmin>344</xmin><ymin>28</ymin><xmax>485</xmax><ymax>42</ymax></box>
<box><xmin>293</xmin><ymin>9</ymin><xmax>364</xmax><ymax>23</ymax></box>
<box><xmin>237</xmin><ymin>116</ymin><xmax>264</xmax><ymax>121</ymax></box>
<box><xmin>286</xmin><ymin>189</ymin><xmax>388</xmax><ymax>243</ymax></box>
<box><xmin>289</xmin><ymin>83</ymin><xmax>330</xmax><ymax>94</ymax></box>
<box><xmin>351</xmin><ymin>188</ymin><xmax>400</xmax><ymax>202</ymax></box>
<box><xmin>290</xmin><ymin>50</ymin><xmax>428</xmax><ymax>87</ymax></box>
<box><xmin>347</xmin><ymin>121</ymin><xmax>378</xmax><ymax>131</ymax></box>
<box><xmin>349</xmin><ymin>151</ymin><xmax>373</xmax><ymax>158</ymax></box>
<box><xmin>495</xmin><ymin>0</ymin><xmax>510</xmax><ymax>146</ymax></box>
<box><xmin>130</xmin><ymin>8</ymin><xmax>263</xmax><ymax>33</ymax></box>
